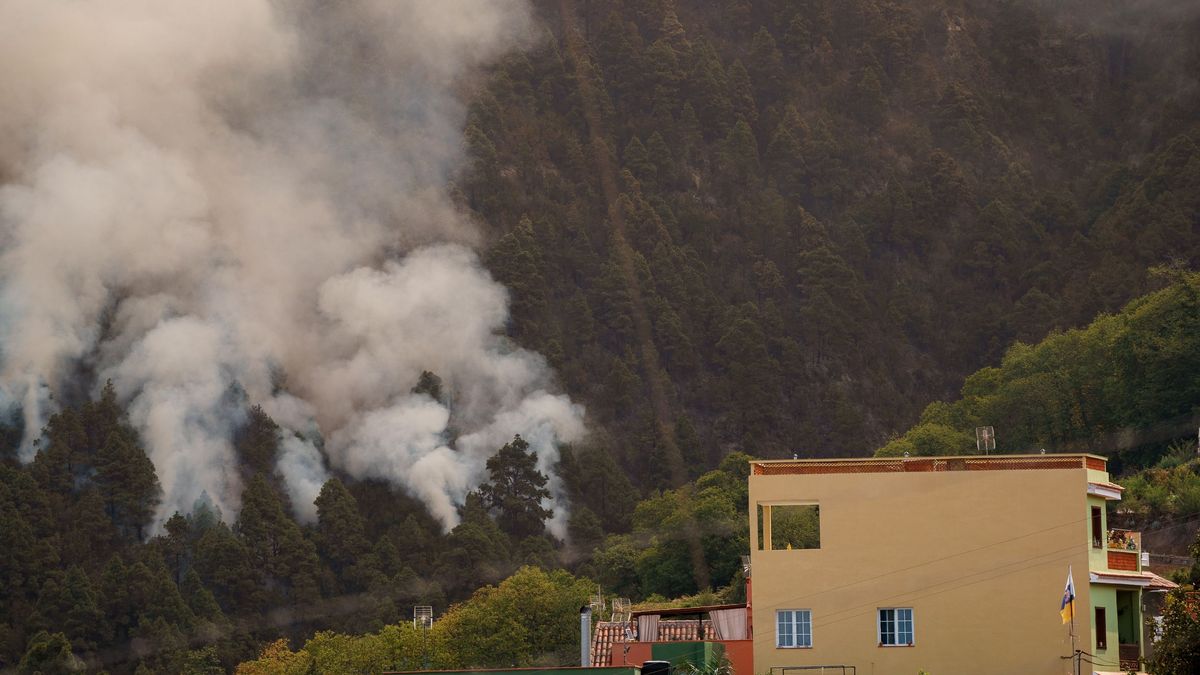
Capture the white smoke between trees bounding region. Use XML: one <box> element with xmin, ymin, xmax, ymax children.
<box><xmin>0</xmin><ymin>0</ymin><xmax>585</xmax><ymax>537</ymax></box>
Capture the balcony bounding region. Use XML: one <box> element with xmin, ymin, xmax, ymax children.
<box><xmin>1107</xmin><ymin>528</ymin><xmax>1141</xmax><ymax>551</ymax></box>
<box><xmin>1106</xmin><ymin>529</ymin><xmax>1142</xmax><ymax>572</ymax></box>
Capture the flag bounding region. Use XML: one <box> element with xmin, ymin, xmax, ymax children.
<box><xmin>1059</xmin><ymin>566</ymin><xmax>1075</xmax><ymax>624</ymax></box>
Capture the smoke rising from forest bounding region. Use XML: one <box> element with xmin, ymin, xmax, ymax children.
<box><xmin>0</xmin><ymin>0</ymin><xmax>584</xmax><ymax>535</ymax></box>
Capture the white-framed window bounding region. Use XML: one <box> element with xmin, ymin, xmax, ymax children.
<box><xmin>878</xmin><ymin>607</ymin><xmax>914</xmax><ymax>646</ymax></box>
<box><xmin>776</xmin><ymin>609</ymin><xmax>812</xmax><ymax>648</ymax></box>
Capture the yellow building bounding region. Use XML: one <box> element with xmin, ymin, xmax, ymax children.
<box><xmin>747</xmin><ymin>454</ymin><xmax>1174</xmax><ymax>675</ymax></box>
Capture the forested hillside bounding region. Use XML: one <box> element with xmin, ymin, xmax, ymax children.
<box><xmin>0</xmin><ymin>387</ymin><xmax>749</xmax><ymax>671</ymax></box>
<box><xmin>875</xmin><ymin>270</ymin><xmax>1200</xmax><ymax>550</ymax></box>
<box><xmin>4</xmin><ymin>0</ymin><xmax>1200</xmax><ymax>672</ymax></box>
<box><xmin>876</xmin><ymin>269</ymin><xmax>1200</xmax><ymax>461</ymax></box>
<box><xmin>466</xmin><ymin>0</ymin><xmax>1200</xmax><ymax>478</ymax></box>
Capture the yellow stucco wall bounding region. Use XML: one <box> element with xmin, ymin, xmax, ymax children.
<box><xmin>749</xmin><ymin>464</ymin><xmax>1093</xmax><ymax>675</ymax></box>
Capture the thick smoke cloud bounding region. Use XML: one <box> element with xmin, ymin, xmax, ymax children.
<box><xmin>0</xmin><ymin>0</ymin><xmax>585</xmax><ymax>536</ymax></box>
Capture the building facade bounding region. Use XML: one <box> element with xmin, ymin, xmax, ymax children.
<box><xmin>748</xmin><ymin>454</ymin><xmax>1171</xmax><ymax>675</ymax></box>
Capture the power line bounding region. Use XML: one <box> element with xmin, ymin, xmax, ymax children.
<box><xmin>769</xmin><ymin>515</ymin><xmax>1087</xmax><ymax>609</ymax></box>
<box><xmin>811</xmin><ymin>542</ymin><xmax>1084</xmax><ymax>631</ymax></box>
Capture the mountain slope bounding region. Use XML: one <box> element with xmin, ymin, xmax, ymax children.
<box><xmin>467</xmin><ymin>0</ymin><xmax>1200</xmax><ymax>477</ymax></box>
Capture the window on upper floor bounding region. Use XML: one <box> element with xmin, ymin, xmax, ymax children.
<box><xmin>757</xmin><ymin>503</ymin><xmax>820</xmax><ymax>550</ymax></box>
<box><xmin>776</xmin><ymin>609</ymin><xmax>812</xmax><ymax>648</ymax></box>
<box><xmin>1091</xmin><ymin>506</ymin><xmax>1103</xmax><ymax>548</ymax></box>
<box><xmin>878</xmin><ymin>607</ymin><xmax>914</xmax><ymax>646</ymax></box>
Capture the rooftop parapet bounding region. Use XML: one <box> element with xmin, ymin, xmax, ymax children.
<box><xmin>750</xmin><ymin>453</ymin><xmax>1108</xmax><ymax>476</ymax></box>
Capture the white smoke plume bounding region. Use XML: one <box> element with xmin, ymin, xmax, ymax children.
<box><xmin>0</xmin><ymin>0</ymin><xmax>585</xmax><ymax>537</ymax></box>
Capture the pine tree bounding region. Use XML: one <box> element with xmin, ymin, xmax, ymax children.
<box><xmin>193</xmin><ymin>522</ymin><xmax>263</xmax><ymax>615</ymax></box>
<box><xmin>437</xmin><ymin>492</ymin><xmax>511</xmax><ymax>595</ymax></box>
<box><xmin>234</xmin><ymin>406</ymin><xmax>280</xmax><ymax>479</ymax></box>
<box><xmin>314</xmin><ymin>477</ymin><xmax>370</xmax><ymax>583</ymax></box>
<box><xmin>29</xmin><ymin>408</ymin><xmax>87</xmax><ymax>496</ymax></box>
<box><xmin>645</xmin><ymin>132</ymin><xmax>675</xmax><ymax>188</ymax></box>
<box><xmin>235</xmin><ymin>476</ymin><xmax>321</xmax><ymax>606</ymax></box>
<box><xmin>727</xmin><ymin>60</ymin><xmax>758</xmax><ymax>125</ymax></box>
<box><xmin>412</xmin><ymin>371</ymin><xmax>445</xmax><ymax>402</ymax></box>
<box><xmin>782</xmin><ymin>15</ymin><xmax>813</xmax><ymax>62</ymax></box>
<box><xmin>124</xmin><ymin>558</ymin><xmax>194</xmax><ymax>631</ymax></box>
<box><xmin>766</xmin><ymin>121</ymin><xmax>806</xmax><ymax>198</ymax></box>
<box><xmin>623</xmin><ymin>136</ymin><xmax>656</xmax><ymax>189</ymax></box>
<box><xmin>178</xmin><ymin>569</ymin><xmax>224</xmax><ymax>624</ymax></box>
<box><xmin>748</xmin><ymin>27</ymin><xmax>785</xmax><ymax>105</ymax></box>
<box><xmin>82</xmin><ymin>381</ymin><xmax>124</xmax><ymax>456</ymax></box>
<box><xmin>33</xmin><ymin>567</ymin><xmax>104</xmax><ymax>653</ymax></box>
<box><xmin>61</xmin><ymin>488</ymin><xmax>115</xmax><ymax>569</ymax></box>
<box><xmin>659</xmin><ymin>6</ymin><xmax>691</xmax><ymax>56</ymax></box>
<box><xmin>18</xmin><ymin>631</ymin><xmax>80</xmax><ymax>674</ymax></box>
<box><xmin>718</xmin><ymin>118</ymin><xmax>761</xmax><ymax>193</ymax></box>
<box><xmin>94</xmin><ymin>432</ymin><xmax>160</xmax><ymax>540</ymax></box>
<box><xmin>478</xmin><ymin>435</ymin><xmax>552</xmax><ymax>539</ymax></box>
<box><xmin>687</xmin><ymin>40</ymin><xmax>733</xmax><ymax>136</ymax></box>
<box><xmin>849</xmin><ymin>65</ymin><xmax>886</xmax><ymax>128</ymax></box>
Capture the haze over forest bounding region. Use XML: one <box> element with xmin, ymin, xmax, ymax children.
<box><xmin>0</xmin><ymin>0</ymin><xmax>1198</xmax><ymax>672</ymax></box>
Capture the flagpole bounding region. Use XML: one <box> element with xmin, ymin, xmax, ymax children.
<box><xmin>1066</xmin><ymin>564</ymin><xmax>1078</xmax><ymax>675</ymax></box>
<box><xmin>1070</xmin><ymin>593</ymin><xmax>1078</xmax><ymax>675</ymax></box>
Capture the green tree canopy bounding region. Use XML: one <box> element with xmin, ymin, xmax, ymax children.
<box><xmin>478</xmin><ymin>435</ymin><xmax>552</xmax><ymax>539</ymax></box>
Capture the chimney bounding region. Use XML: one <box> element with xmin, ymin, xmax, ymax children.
<box><xmin>580</xmin><ymin>605</ymin><xmax>593</xmax><ymax>667</ymax></box>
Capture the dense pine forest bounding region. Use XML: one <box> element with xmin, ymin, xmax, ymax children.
<box><xmin>3</xmin><ymin>0</ymin><xmax>1200</xmax><ymax>672</ymax></box>
<box><xmin>469</xmin><ymin>0</ymin><xmax>1200</xmax><ymax>473</ymax></box>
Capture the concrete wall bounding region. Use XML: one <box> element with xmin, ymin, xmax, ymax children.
<box><xmin>749</xmin><ymin>465</ymin><xmax>1092</xmax><ymax>675</ymax></box>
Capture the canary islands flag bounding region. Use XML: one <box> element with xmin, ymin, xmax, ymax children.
<box><xmin>1059</xmin><ymin>566</ymin><xmax>1075</xmax><ymax>624</ymax></box>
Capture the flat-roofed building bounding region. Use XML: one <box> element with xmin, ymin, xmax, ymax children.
<box><xmin>747</xmin><ymin>454</ymin><xmax>1175</xmax><ymax>675</ymax></box>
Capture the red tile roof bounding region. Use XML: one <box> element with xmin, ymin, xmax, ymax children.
<box><xmin>1145</xmin><ymin>571</ymin><xmax>1181</xmax><ymax>591</ymax></box>
<box><xmin>590</xmin><ymin>620</ymin><xmax>717</xmax><ymax>667</ymax></box>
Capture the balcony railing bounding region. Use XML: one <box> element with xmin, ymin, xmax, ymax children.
<box><xmin>1107</xmin><ymin>528</ymin><xmax>1141</xmax><ymax>551</ymax></box>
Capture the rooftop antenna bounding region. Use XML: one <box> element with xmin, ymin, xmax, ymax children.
<box><xmin>414</xmin><ymin>606</ymin><xmax>433</xmax><ymax>669</ymax></box>
<box><xmin>413</xmin><ymin>605</ymin><xmax>433</xmax><ymax>629</ymax></box>
<box><xmin>975</xmin><ymin>426</ymin><xmax>996</xmax><ymax>455</ymax></box>
<box><xmin>589</xmin><ymin>587</ymin><xmax>606</xmax><ymax>617</ymax></box>
<box><xmin>612</xmin><ymin>597</ymin><xmax>631</xmax><ymax>624</ymax></box>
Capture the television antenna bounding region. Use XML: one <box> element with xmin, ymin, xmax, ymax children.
<box><xmin>413</xmin><ymin>605</ymin><xmax>433</xmax><ymax>629</ymax></box>
<box><xmin>589</xmin><ymin>587</ymin><xmax>606</xmax><ymax>617</ymax></box>
<box><xmin>611</xmin><ymin>597</ymin><xmax>632</xmax><ymax>623</ymax></box>
<box><xmin>975</xmin><ymin>426</ymin><xmax>995</xmax><ymax>455</ymax></box>
<box><xmin>414</xmin><ymin>605</ymin><xmax>433</xmax><ymax>669</ymax></box>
